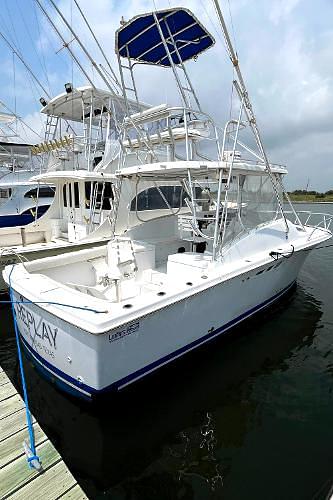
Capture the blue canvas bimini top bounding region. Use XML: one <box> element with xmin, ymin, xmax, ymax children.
<box><xmin>115</xmin><ymin>8</ymin><xmax>215</xmax><ymax>67</ymax></box>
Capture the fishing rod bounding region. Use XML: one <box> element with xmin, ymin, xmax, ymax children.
<box><xmin>44</xmin><ymin>0</ymin><xmax>116</xmax><ymax>93</ymax></box>
<box><xmin>0</xmin><ymin>101</ymin><xmax>43</xmax><ymax>140</ymax></box>
<box><xmin>0</xmin><ymin>29</ymin><xmax>51</xmax><ymax>99</ymax></box>
<box><xmin>72</xmin><ymin>0</ymin><xmax>121</xmax><ymax>90</ymax></box>
<box><xmin>1</xmin><ymin>24</ymin><xmax>76</xmax><ymax>139</ymax></box>
<box><xmin>34</xmin><ymin>0</ymin><xmax>96</xmax><ymax>88</ymax></box>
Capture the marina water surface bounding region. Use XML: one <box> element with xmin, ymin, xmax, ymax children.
<box><xmin>1</xmin><ymin>202</ymin><xmax>332</xmax><ymax>500</ymax></box>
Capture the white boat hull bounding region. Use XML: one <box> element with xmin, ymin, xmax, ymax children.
<box><xmin>12</xmin><ymin>250</ymin><xmax>307</xmax><ymax>399</ymax></box>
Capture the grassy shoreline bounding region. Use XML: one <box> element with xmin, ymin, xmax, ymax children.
<box><xmin>285</xmin><ymin>194</ymin><xmax>333</xmax><ymax>203</ymax></box>
<box><xmin>289</xmin><ymin>200</ymin><xmax>333</xmax><ymax>204</ymax></box>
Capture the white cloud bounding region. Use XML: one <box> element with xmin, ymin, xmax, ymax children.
<box><xmin>1</xmin><ymin>0</ymin><xmax>331</xmax><ymax>190</ymax></box>
<box><xmin>17</xmin><ymin>111</ymin><xmax>46</xmax><ymax>143</ymax></box>
<box><xmin>269</xmin><ymin>0</ymin><xmax>302</xmax><ymax>25</ymax></box>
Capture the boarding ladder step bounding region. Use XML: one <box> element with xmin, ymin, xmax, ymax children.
<box><xmin>119</xmin><ymin>57</ymin><xmax>140</xmax><ymax>113</ymax></box>
<box><xmin>89</xmin><ymin>182</ymin><xmax>105</xmax><ymax>229</ymax></box>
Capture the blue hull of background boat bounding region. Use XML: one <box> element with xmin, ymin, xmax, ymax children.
<box><xmin>0</xmin><ymin>205</ymin><xmax>50</xmax><ymax>228</ymax></box>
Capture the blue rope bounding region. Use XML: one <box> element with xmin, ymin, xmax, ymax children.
<box><xmin>0</xmin><ymin>300</ymin><xmax>107</xmax><ymax>314</ymax></box>
<box><xmin>8</xmin><ymin>266</ymin><xmax>41</xmax><ymax>470</ymax></box>
<box><xmin>4</xmin><ymin>266</ymin><xmax>108</xmax><ymax>468</ymax></box>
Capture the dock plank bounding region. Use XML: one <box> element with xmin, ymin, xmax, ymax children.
<box><xmin>0</xmin><ymin>423</ymin><xmax>47</xmax><ymax>468</ymax></box>
<box><xmin>0</xmin><ymin>439</ymin><xmax>61</xmax><ymax>498</ymax></box>
<box><xmin>0</xmin><ymin>394</ymin><xmax>25</xmax><ymax>419</ymax></box>
<box><xmin>0</xmin><ymin>409</ymin><xmax>36</xmax><ymax>441</ymax></box>
<box><xmin>60</xmin><ymin>484</ymin><xmax>89</xmax><ymax>499</ymax></box>
<box><xmin>0</xmin><ymin>382</ymin><xmax>17</xmax><ymax>402</ymax></box>
<box><xmin>0</xmin><ymin>371</ymin><xmax>9</xmax><ymax>385</ymax></box>
<box><xmin>10</xmin><ymin>460</ymin><xmax>78</xmax><ymax>500</ymax></box>
<box><xmin>0</xmin><ymin>367</ymin><xmax>87</xmax><ymax>499</ymax></box>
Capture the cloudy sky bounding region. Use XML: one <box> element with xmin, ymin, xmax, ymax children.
<box><xmin>0</xmin><ymin>0</ymin><xmax>332</xmax><ymax>191</ymax></box>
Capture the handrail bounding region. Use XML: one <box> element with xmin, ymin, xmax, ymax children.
<box><xmin>284</xmin><ymin>210</ymin><xmax>333</xmax><ymax>239</ymax></box>
<box><xmin>123</xmin><ymin>105</ymin><xmax>216</xmax><ymax>129</ymax></box>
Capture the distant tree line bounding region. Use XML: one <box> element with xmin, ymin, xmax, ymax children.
<box><xmin>288</xmin><ymin>189</ymin><xmax>333</xmax><ymax>198</ymax></box>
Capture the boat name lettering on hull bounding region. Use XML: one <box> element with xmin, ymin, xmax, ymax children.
<box><xmin>15</xmin><ymin>301</ymin><xmax>58</xmax><ymax>350</ymax></box>
<box><xmin>109</xmin><ymin>322</ymin><xmax>139</xmax><ymax>343</ymax></box>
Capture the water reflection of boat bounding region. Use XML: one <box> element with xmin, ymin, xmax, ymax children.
<box><xmin>3</xmin><ymin>284</ymin><xmax>322</xmax><ymax>497</ymax></box>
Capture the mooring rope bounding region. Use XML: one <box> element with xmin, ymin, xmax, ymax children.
<box><xmin>269</xmin><ymin>245</ymin><xmax>295</xmax><ymax>261</ymax></box>
<box><xmin>8</xmin><ymin>266</ymin><xmax>41</xmax><ymax>470</ymax></box>
<box><xmin>270</xmin><ymin>243</ymin><xmax>333</xmax><ymax>260</ymax></box>
<box><xmin>4</xmin><ymin>266</ymin><xmax>109</xmax><ymax>471</ymax></box>
<box><xmin>1</xmin><ymin>299</ymin><xmax>108</xmax><ymax>313</ymax></box>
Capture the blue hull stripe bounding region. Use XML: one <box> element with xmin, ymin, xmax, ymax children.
<box><xmin>19</xmin><ymin>280</ymin><xmax>296</xmax><ymax>399</ymax></box>
<box><xmin>0</xmin><ymin>205</ymin><xmax>49</xmax><ymax>228</ymax></box>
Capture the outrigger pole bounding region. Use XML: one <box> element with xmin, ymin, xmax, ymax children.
<box><xmin>35</xmin><ymin>0</ymin><xmax>96</xmax><ymax>88</ymax></box>
<box><xmin>72</xmin><ymin>0</ymin><xmax>121</xmax><ymax>91</ymax></box>
<box><xmin>0</xmin><ymin>29</ymin><xmax>51</xmax><ymax>100</ymax></box>
<box><xmin>211</xmin><ymin>0</ymin><xmax>303</xmax><ymax>233</ymax></box>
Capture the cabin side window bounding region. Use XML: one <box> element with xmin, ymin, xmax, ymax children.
<box><xmin>24</xmin><ymin>186</ymin><xmax>55</xmax><ymax>198</ymax></box>
<box><xmin>84</xmin><ymin>181</ymin><xmax>114</xmax><ymax>210</ymax></box>
<box><xmin>0</xmin><ymin>188</ymin><xmax>12</xmax><ymax>199</ymax></box>
<box><xmin>73</xmin><ymin>182</ymin><xmax>80</xmax><ymax>208</ymax></box>
<box><xmin>102</xmin><ymin>182</ymin><xmax>114</xmax><ymax>210</ymax></box>
<box><xmin>85</xmin><ymin>182</ymin><xmax>91</xmax><ymax>208</ymax></box>
<box><xmin>130</xmin><ymin>186</ymin><xmax>201</xmax><ymax>211</ymax></box>
<box><xmin>68</xmin><ymin>183</ymin><xmax>73</xmax><ymax>208</ymax></box>
<box><xmin>63</xmin><ymin>185</ymin><xmax>67</xmax><ymax>207</ymax></box>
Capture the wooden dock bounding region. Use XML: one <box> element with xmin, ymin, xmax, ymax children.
<box><xmin>0</xmin><ymin>366</ymin><xmax>88</xmax><ymax>499</ymax></box>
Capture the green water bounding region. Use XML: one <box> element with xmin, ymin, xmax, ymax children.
<box><xmin>1</xmin><ymin>203</ymin><xmax>332</xmax><ymax>499</ymax></box>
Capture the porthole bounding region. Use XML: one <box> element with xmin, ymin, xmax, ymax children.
<box><xmin>123</xmin><ymin>304</ymin><xmax>133</xmax><ymax>309</ymax></box>
<box><xmin>201</xmin><ymin>275</ymin><xmax>208</xmax><ymax>279</ymax></box>
<box><xmin>157</xmin><ymin>291</ymin><xmax>166</xmax><ymax>296</ymax></box>
<box><xmin>186</xmin><ymin>282</ymin><xmax>193</xmax><ymax>286</ymax></box>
